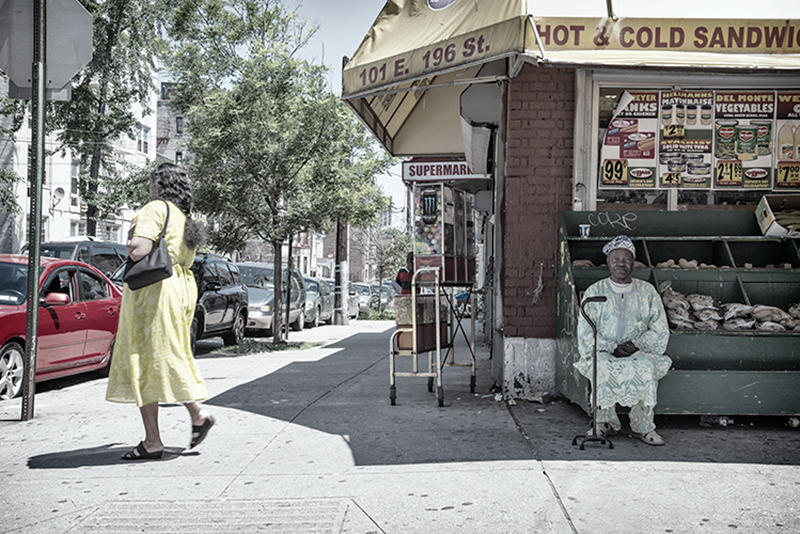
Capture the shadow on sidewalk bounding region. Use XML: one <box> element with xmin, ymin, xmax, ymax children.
<box><xmin>27</xmin><ymin>444</ymin><xmax>186</xmax><ymax>469</ymax></box>
<box><xmin>205</xmin><ymin>328</ymin><xmax>537</xmax><ymax>466</ymax></box>
<box><xmin>207</xmin><ymin>327</ymin><xmax>800</xmax><ymax>467</ymax></box>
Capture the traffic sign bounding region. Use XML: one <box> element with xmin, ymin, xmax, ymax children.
<box><xmin>0</xmin><ymin>0</ymin><xmax>92</xmax><ymax>90</ymax></box>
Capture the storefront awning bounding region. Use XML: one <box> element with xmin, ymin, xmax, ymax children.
<box><xmin>342</xmin><ymin>0</ymin><xmax>800</xmax><ymax>157</ymax></box>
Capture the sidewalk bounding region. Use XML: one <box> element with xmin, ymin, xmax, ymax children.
<box><xmin>1</xmin><ymin>319</ymin><xmax>799</xmax><ymax>533</ymax></box>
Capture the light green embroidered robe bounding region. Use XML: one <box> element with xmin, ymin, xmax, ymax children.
<box><xmin>575</xmin><ymin>278</ymin><xmax>672</xmax><ymax>409</ymax></box>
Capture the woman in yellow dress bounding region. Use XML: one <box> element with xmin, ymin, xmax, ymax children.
<box><xmin>106</xmin><ymin>163</ymin><xmax>214</xmax><ymax>460</ymax></box>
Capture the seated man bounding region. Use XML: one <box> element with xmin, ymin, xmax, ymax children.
<box><xmin>575</xmin><ymin>235</ymin><xmax>672</xmax><ymax>446</ymax></box>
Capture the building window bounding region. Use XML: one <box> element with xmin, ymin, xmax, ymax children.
<box><xmin>176</xmin><ymin>116</ymin><xmax>183</xmax><ymax>134</ymax></box>
<box><xmin>175</xmin><ymin>152</ymin><xmax>183</xmax><ymax>165</ymax></box>
<box><xmin>97</xmin><ymin>223</ymin><xmax>120</xmax><ymax>242</ymax></box>
<box><xmin>25</xmin><ymin>215</ymin><xmax>47</xmax><ymax>245</ymax></box>
<box><xmin>160</xmin><ymin>83</ymin><xmax>175</xmax><ymax>101</ymax></box>
<box><xmin>137</xmin><ymin>123</ymin><xmax>150</xmax><ymax>154</ymax></box>
<box><xmin>70</xmin><ymin>161</ymin><xmax>80</xmax><ymax>207</ymax></box>
<box><xmin>70</xmin><ymin>220</ymin><xmax>86</xmax><ymax>237</ymax></box>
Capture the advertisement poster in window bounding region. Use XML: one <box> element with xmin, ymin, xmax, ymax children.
<box><xmin>600</xmin><ymin>91</ymin><xmax>658</xmax><ymax>188</ymax></box>
<box><xmin>658</xmin><ymin>90</ymin><xmax>714</xmax><ymax>189</ymax></box>
<box><xmin>599</xmin><ymin>88</ymin><xmax>800</xmax><ymax>192</ymax></box>
<box><xmin>776</xmin><ymin>91</ymin><xmax>800</xmax><ymax>188</ymax></box>
<box><xmin>713</xmin><ymin>91</ymin><xmax>774</xmax><ymax>189</ymax></box>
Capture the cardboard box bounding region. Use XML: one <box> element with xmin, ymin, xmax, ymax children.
<box><xmin>755</xmin><ymin>195</ymin><xmax>800</xmax><ymax>237</ymax></box>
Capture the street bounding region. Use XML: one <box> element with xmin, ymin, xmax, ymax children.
<box><xmin>1</xmin><ymin>319</ymin><xmax>799</xmax><ymax>533</ymax></box>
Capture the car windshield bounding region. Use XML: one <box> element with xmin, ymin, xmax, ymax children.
<box><xmin>0</xmin><ymin>262</ymin><xmax>29</xmax><ymax>305</ymax></box>
<box><xmin>356</xmin><ymin>285</ymin><xmax>370</xmax><ymax>296</ymax></box>
<box><xmin>305</xmin><ymin>280</ymin><xmax>319</xmax><ymax>293</ymax></box>
<box><xmin>238</xmin><ymin>266</ymin><xmax>275</xmax><ymax>289</ymax></box>
<box><xmin>39</xmin><ymin>244</ymin><xmax>76</xmax><ymax>259</ymax></box>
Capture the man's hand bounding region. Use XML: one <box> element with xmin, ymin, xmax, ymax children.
<box><xmin>612</xmin><ymin>341</ymin><xmax>638</xmax><ymax>358</ymax></box>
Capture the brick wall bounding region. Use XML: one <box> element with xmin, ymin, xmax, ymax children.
<box><xmin>503</xmin><ymin>65</ymin><xmax>575</xmax><ymax>339</ymax></box>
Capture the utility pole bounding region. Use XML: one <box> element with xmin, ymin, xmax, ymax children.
<box><xmin>20</xmin><ymin>0</ymin><xmax>47</xmax><ymax>421</ymax></box>
<box><xmin>284</xmin><ymin>236</ymin><xmax>293</xmax><ymax>340</ymax></box>
<box><xmin>333</xmin><ymin>218</ymin><xmax>349</xmax><ymax>325</ymax></box>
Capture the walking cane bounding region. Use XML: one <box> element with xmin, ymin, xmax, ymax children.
<box><xmin>572</xmin><ymin>295</ymin><xmax>613</xmax><ymax>450</ymax></box>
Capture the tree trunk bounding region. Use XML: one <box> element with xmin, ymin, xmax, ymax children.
<box><xmin>272</xmin><ymin>241</ymin><xmax>283</xmax><ymax>343</ymax></box>
<box><xmin>85</xmin><ymin>1</ymin><xmax>122</xmax><ymax>237</ymax></box>
<box><xmin>86</xmin><ymin>131</ymin><xmax>104</xmax><ymax>237</ymax></box>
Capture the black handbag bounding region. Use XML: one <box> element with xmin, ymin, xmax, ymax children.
<box><xmin>123</xmin><ymin>200</ymin><xmax>173</xmax><ymax>290</ymax></box>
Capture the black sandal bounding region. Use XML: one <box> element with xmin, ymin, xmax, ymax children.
<box><xmin>121</xmin><ymin>441</ymin><xmax>163</xmax><ymax>461</ymax></box>
<box><xmin>189</xmin><ymin>415</ymin><xmax>215</xmax><ymax>449</ymax></box>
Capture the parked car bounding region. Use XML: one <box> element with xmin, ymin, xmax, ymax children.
<box><xmin>303</xmin><ymin>276</ymin><xmax>334</xmax><ymax>327</ymax></box>
<box><xmin>371</xmin><ymin>282</ymin><xmax>395</xmax><ymax>310</ymax></box>
<box><xmin>346</xmin><ymin>282</ymin><xmax>360</xmax><ymax>319</ymax></box>
<box><xmin>23</xmin><ymin>238</ymin><xmax>128</xmax><ymax>276</ymax></box>
<box><xmin>0</xmin><ymin>254</ymin><xmax>122</xmax><ymax>399</ymax></box>
<box><xmin>353</xmin><ymin>282</ymin><xmax>372</xmax><ymax>313</ymax></box>
<box><xmin>109</xmin><ymin>253</ymin><xmax>249</xmax><ymax>354</ymax></box>
<box><xmin>237</xmin><ymin>263</ymin><xmax>306</xmax><ymax>335</ymax></box>
<box><xmin>189</xmin><ymin>254</ymin><xmax>249</xmax><ymax>353</ymax></box>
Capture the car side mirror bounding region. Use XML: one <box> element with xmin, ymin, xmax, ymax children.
<box><xmin>42</xmin><ymin>293</ymin><xmax>70</xmax><ymax>306</ymax></box>
<box><xmin>205</xmin><ymin>281</ymin><xmax>222</xmax><ymax>291</ymax></box>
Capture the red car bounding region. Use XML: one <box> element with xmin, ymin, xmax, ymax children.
<box><xmin>0</xmin><ymin>254</ymin><xmax>122</xmax><ymax>399</ymax></box>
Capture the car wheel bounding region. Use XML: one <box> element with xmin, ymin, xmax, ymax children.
<box><xmin>0</xmin><ymin>342</ymin><xmax>24</xmax><ymax>399</ymax></box>
<box><xmin>292</xmin><ymin>310</ymin><xmax>305</xmax><ymax>331</ymax></box>
<box><xmin>190</xmin><ymin>316</ymin><xmax>199</xmax><ymax>355</ymax></box>
<box><xmin>223</xmin><ymin>310</ymin><xmax>246</xmax><ymax>346</ymax></box>
<box><xmin>309</xmin><ymin>306</ymin><xmax>320</xmax><ymax>328</ymax></box>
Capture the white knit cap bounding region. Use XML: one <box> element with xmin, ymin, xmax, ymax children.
<box><xmin>602</xmin><ymin>235</ymin><xmax>636</xmax><ymax>256</ymax></box>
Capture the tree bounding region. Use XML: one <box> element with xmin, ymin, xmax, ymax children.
<box><xmin>0</xmin><ymin>79</ymin><xmax>27</xmax><ymax>218</ymax></box>
<box><xmin>47</xmin><ymin>0</ymin><xmax>164</xmax><ymax>237</ymax></box>
<box><xmin>163</xmin><ymin>0</ymin><xmax>392</xmax><ymax>342</ymax></box>
<box><xmin>352</xmin><ymin>225</ymin><xmax>412</xmax><ymax>312</ymax></box>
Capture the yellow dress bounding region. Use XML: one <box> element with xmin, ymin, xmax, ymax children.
<box><xmin>105</xmin><ymin>200</ymin><xmax>207</xmax><ymax>406</ymax></box>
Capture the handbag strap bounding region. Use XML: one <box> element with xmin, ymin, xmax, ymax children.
<box><xmin>158</xmin><ymin>200</ymin><xmax>170</xmax><ymax>241</ymax></box>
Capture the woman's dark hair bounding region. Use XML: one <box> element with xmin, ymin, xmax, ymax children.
<box><xmin>150</xmin><ymin>163</ymin><xmax>205</xmax><ymax>250</ymax></box>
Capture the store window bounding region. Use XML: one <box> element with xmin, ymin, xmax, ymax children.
<box><xmin>589</xmin><ymin>75</ymin><xmax>800</xmax><ymax>211</ymax></box>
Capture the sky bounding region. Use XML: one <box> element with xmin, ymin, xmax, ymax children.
<box><xmin>288</xmin><ymin>0</ymin><xmax>410</xmax><ymax>215</ymax></box>
<box><xmin>288</xmin><ymin>0</ymin><xmax>800</xmax><ymax>212</ymax></box>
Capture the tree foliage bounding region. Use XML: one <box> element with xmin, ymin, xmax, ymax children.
<box><xmin>0</xmin><ymin>77</ymin><xmax>25</xmax><ymax>216</ymax></box>
<box><xmin>352</xmin><ymin>224</ymin><xmax>412</xmax><ymax>310</ymax></box>
<box><xmin>0</xmin><ymin>168</ymin><xmax>22</xmax><ymax>216</ymax></box>
<box><xmin>162</xmin><ymin>0</ymin><xmax>393</xmax><ymax>340</ymax></box>
<box><xmin>46</xmin><ymin>0</ymin><xmax>164</xmax><ymax>236</ymax></box>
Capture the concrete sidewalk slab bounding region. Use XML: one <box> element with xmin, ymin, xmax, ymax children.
<box><xmin>1</xmin><ymin>320</ymin><xmax>799</xmax><ymax>533</ymax></box>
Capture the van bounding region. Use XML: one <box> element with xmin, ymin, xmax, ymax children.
<box><xmin>23</xmin><ymin>238</ymin><xmax>128</xmax><ymax>276</ymax></box>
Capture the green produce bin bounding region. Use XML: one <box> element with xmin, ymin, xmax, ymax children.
<box><xmin>557</xmin><ymin>210</ymin><xmax>800</xmax><ymax>416</ymax></box>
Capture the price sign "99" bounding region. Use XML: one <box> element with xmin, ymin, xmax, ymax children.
<box><xmin>602</xmin><ymin>159</ymin><xmax>628</xmax><ymax>184</ymax></box>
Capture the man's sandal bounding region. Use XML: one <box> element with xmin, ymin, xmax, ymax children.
<box><xmin>121</xmin><ymin>441</ymin><xmax>163</xmax><ymax>461</ymax></box>
<box><xmin>631</xmin><ymin>430</ymin><xmax>665</xmax><ymax>446</ymax></box>
<box><xmin>586</xmin><ymin>422</ymin><xmax>616</xmax><ymax>438</ymax></box>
